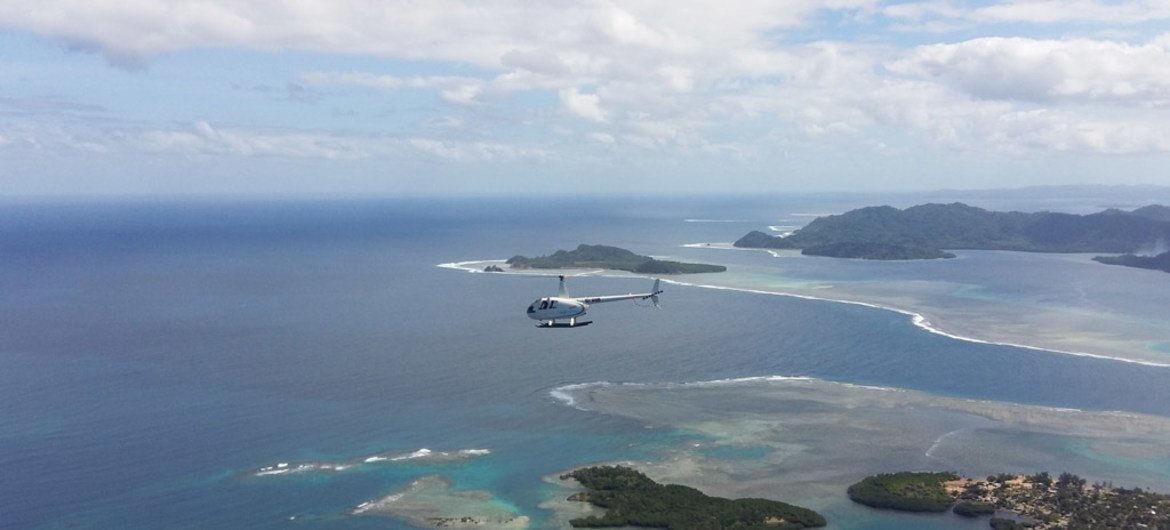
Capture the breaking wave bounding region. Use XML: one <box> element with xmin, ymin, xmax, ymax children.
<box><xmin>253</xmin><ymin>447</ymin><xmax>491</xmax><ymax>477</ymax></box>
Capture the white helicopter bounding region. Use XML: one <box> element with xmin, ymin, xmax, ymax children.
<box><xmin>526</xmin><ymin>275</ymin><xmax>663</xmax><ymax>328</ymax></box>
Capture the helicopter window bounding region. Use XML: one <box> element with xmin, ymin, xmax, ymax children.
<box><xmin>549</xmin><ymin>300</ymin><xmax>557</xmax><ymax>308</ymax></box>
<box><xmin>539</xmin><ymin>300</ymin><xmax>549</xmax><ymax>310</ymax></box>
<box><xmin>527</xmin><ymin>305</ymin><xmax>535</xmax><ymax>314</ymax></box>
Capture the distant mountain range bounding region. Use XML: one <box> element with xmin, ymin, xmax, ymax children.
<box><xmin>734</xmin><ymin>203</ymin><xmax>1170</xmax><ymax>262</ymax></box>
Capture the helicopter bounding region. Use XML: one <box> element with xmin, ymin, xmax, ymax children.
<box><xmin>526</xmin><ymin>275</ymin><xmax>662</xmax><ymax>328</ymax></box>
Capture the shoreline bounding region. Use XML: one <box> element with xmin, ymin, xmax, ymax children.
<box><xmin>538</xmin><ymin>376</ymin><xmax>1170</xmax><ymax>528</ymax></box>
<box><xmin>436</xmin><ymin>258</ymin><xmax>1170</xmax><ymax>368</ymax></box>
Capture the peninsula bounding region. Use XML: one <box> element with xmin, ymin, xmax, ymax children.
<box><xmin>561</xmin><ymin>465</ymin><xmax>825</xmax><ymax>529</ymax></box>
<box><xmin>1092</xmin><ymin>251</ymin><xmax>1170</xmax><ymax>273</ymax></box>
<box><xmin>735</xmin><ymin>203</ymin><xmax>1170</xmax><ymax>260</ymax></box>
<box><xmin>507</xmin><ymin>244</ymin><xmax>726</xmax><ymax>274</ymax></box>
<box><xmin>847</xmin><ymin>471</ymin><xmax>1170</xmax><ymax>529</ymax></box>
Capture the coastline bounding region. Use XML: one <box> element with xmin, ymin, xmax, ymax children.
<box><xmin>437</xmin><ymin>258</ymin><xmax>1170</xmax><ymax>368</ymax></box>
<box><xmin>541</xmin><ymin>377</ymin><xmax>1170</xmax><ymax>524</ymax></box>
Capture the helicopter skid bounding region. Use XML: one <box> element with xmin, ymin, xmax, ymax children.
<box><xmin>537</xmin><ymin>321</ymin><xmax>592</xmax><ymax>328</ymax></box>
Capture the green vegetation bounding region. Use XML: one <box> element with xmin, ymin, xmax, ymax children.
<box><xmin>1092</xmin><ymin>251</ymin><xmax>1170</xmax><ymax>273</ymax></box>
<box><xmin>561</xmin><ymin>465</ymin><xmax>826</xmax><ymax>529</ymax></box>
<box><xmin>848</xmin><ymin>471</ymin><xmax>1170</xmax><ymax>529</ymax></box>
<box><xmin>989</xmin><ymin>517</ymin><xmax>1030</xmax><ymax>530</ymax></box>
<box><xmin>734</xmin><ymin>203</ymin><xmax>1170</xmax><ymax>260</ymax></box>
<box><xmin>952</xmin><ymin>501</ymin><xmax>996</xmax><ymax>517</ymax></box>
<box><xmin>802</xmin><ymin>242</ymin><xmax>955</xmax><ymax>260</ymax></box>
<box><xmin>507</xmin><ymin>244</ymin><xmax>726</xmax><ymax>274</ymax></box>
<box><xmin>846</xmin><ymin>472</ymin><xmax>959</xmax><ymax>512</ymax></box>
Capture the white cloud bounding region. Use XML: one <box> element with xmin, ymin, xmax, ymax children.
<box><xmin>136</xmin><ymin>121</ymin><xmax>373</xmax><ymax>159</ymax></box>
<box><xmin>559</xmin><ymin>87</ymin><xmax>607</xmax><ymax>123</ymax></box>
<box><xmin>885</xmin><ymin>0</ymin><xmax>1170</xmax><ymax>27</ymax></box>
<box><xmin>301</xmin><ymin>72</ymin><xmax>490</xmax><ymax>104</ymax></box>
<box><xmin>1</xmin><ymin>120</ymin><xmax>552</xmax><ymax>163</ymax></box>
<box><xmin>889</xmin><ymin>36</ymin><xmax>1170</xmax><ymax>106</ymax></box>
<box><xmin>5</xmin><ymin>0</ymin><xmax>1170</xmax><ymax>195</ymax></box>
<box><xmin>407</xmin><ymin>138</ymin><xmax>546</xmax><ymax>162</ymax></box>
<box><xmin>587</xmin><ymin>132</ymin><xmax>615</xmax><ymax>144</ymax></box>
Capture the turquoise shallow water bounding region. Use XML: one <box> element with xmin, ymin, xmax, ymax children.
<box><xmin>1</xmin><ymin>195</ymin><xmax>1168</xmax><ymax>529</ymax></box>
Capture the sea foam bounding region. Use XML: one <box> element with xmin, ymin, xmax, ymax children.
<box><xmin>253</xmin><ymin>447</ymin><xmax>492</xmax><ymax>477</ymax></box>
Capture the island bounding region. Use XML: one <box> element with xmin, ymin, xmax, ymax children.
<box><xmin>1092</xmin><ymin>251</ymin><xmax>1170</xmax><ymax>273</ymax></box>
<box><xmin>734</xmin><ymin>202</ymin><xmax>1170</xmax><ymax>260</ymax></box>
<box><xmin>847</xmin><ymin>471</ymin><xmax>1170</xmax><ymax>529</ymax></box>
<box><xmin>507</xmin><ymin>244</ymin><xmax>726</xmax><ymax>274</ymax></box>
<box><xmin>561</xmin><ymin>465</ymin><xmax>826</xmax><ymax>529</ymax></box>
<box><xmin>846</xmin><ymin>471</ymin><xmax>958</xmax><ymax>512</ymax></box>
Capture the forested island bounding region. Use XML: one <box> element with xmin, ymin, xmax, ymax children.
<box><xmin>508</xmin><ymin>244</ymin><xmax>726</xmax><ymax>274</ymax></box>
<box><xmin>1093</xmin><ymin>251</ymin><xmax>1170</xmax><ymax>273</ymax></box>
<box><xmin>561</xmin><ymin>466</ymin><xmax>825</xmax><ymax>529</ymax></box>
<box><xmin>735</xmin><ymin>203</ymin><xmax>1170</xmax><ymax>261</ymax></box>
<box><xmin>848</xmin><ymin>471</ymin><xmax>1170</xmax><ymax>529</ymax></box>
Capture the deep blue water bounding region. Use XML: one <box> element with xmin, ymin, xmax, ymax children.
<box><xmin>2</xmin><ymin>196</ymin><xmax>1169</xmax><ymax>529</ymax></box>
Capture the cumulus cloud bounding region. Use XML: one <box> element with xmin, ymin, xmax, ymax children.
<box><xmin>5</xmin><ymin>0</ymin><xmax>1170</xmax><ymax>192</ymax></box>
<box><xmin>559</xmin><ymin>87</ymin><xmax>607</xmax><ymax>123</ymax></box>
<box><xmin>889</xmin><ymin>36</ymin><xmax>1170</xmax><ymax>106</ymax></box>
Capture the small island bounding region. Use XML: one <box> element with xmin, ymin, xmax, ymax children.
<box><xmin>846</xmin><ymin>471</ymin><xmax>958</xmax><ymax>512</ymax></box>
<box><xmin>1092</xmin><ymin>251</ymin><xmax>1170</xmax><ymax>273</ymax></box>
<box><xmin>508</xmin><ymin>244</ymin><xmax>726</xmax><ymax>274</ymax></box>
<box><xmin>735</xmin><ymin>202</ymin><xmax>1170</xmax><ymax>261</ymax></box>
<box><xmin>561</xmin><ymin>465</ymin><xmax>825</xmax><ymax>529</ymax></box>
<box><xmin>847</xmin><ymin>471</ymin><xmax>1170</xmax><ymax>529</ymax></box>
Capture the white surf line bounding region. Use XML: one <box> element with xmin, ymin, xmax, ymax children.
<box><xmin>681</xmin><ymin>243</ymin><xmax>795</xmax><ymax>258</ymax></box>
<box><xmin>437</xmin><ymin>260</ymin><xmax>609</xmax><ymax>277</ymax></box>
<box><xmin>547</xmin><ymin>379</ymin><xmax>1151</xmax><ymax>418</ymax></box>
<box><xmin>437</xmin><ymin>259</ymin><xmax>1170</xmax><ymax>368</ymax></box>
<box><xmin>924</xmin><ymin>428</ymin><xmax>965</xmax><ymax>460</ymax></box>
<box><xmin>663</xmin><ymin>277</ymin><xmax>1170</xmax><ymax>368</ymax></box>
<box><xmin>436</xmin><ymin>260</ymin><xmax>500</xmax><ymax>273</ymax></box>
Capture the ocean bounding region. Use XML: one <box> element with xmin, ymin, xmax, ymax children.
<box><xmin>2</xmin><ymin>194</ymin><xmax>1169</xmax><ymax>529</ymax></box>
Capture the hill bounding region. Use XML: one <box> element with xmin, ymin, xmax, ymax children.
<box><xmin>734</xmin><ymin>203</ymin><xmax>1170</xmax><ymax>260</ymax></box>
<box><xmin>1092</xmin><ymin>251</ymin><xmax>1170</xmax><ymax>273</ymax></box>
<box><xmin>507</xmin><ymin>244</ymin><xmax>725</xmax><ymax>274</ymax></box>
<box><xmin>847</xmin><ymin>471</ymin><xmax>1170</xmax><ymax>529</ymax></box>
<box><xmin>562</xmin><ymin>465</ymin><xmax>826</xmax><ymax>529</ymax></box>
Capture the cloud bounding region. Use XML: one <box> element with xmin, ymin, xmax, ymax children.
<box><xmin>884</xmin><ymin>0</ymin><xmax>1170</xmax><ymax>27</ymax></box>
<box><xmin>1</xmin><ymin>119</ymin><xmax>552</xmax><ymax>163</ymax></box>
<box><xmin>6</xmin><ymin>0</ymin><xmax>1170</xmax><ymax>195</ymax></box>
<box><xmin>500</xmin><ymin>48</ymin><xmax>567</xmax><ymax>75</ymax></box>
<box><xmin>407</xmin><ymin>138</ymin><xmax>546</xmax><ymax>162</ymax></box>
<box><xmin>889</xmin><ymin>36</ymin><xmax>1170</xmax><ymax>106</ymax></box>
<box><xmin>300</xmin><ymin>72</ymin><xmax>489</xmax><ymax>104</ymax></box>
<box><xmin>559</xmin><ymin>87</ymin><xmax>607</xmax><ymax>123</ymax></box>
<box><xmin>135</xmin><ymin>121</ymin><xmax>375</xmax><ymax>159</ymax></box>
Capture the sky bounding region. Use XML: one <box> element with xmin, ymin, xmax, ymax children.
<box><xmin>2</xmin><ymin>1</ymin><xmax>1170</xmax><ymax>196</ymax></box>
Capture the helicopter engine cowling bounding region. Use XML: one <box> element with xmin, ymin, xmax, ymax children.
<box><xmin>526</xmin><ymin>297</ymin><xmax>587</xmax><ymax>321</ymax></box>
